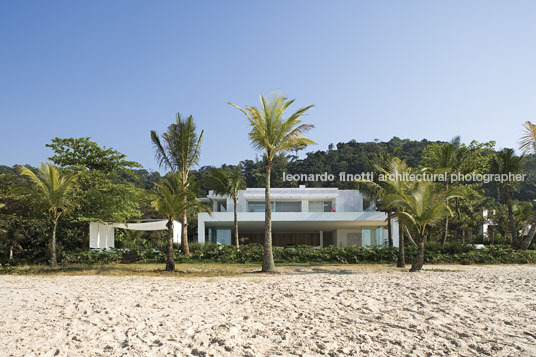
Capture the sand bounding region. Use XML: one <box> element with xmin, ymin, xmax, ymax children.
<box><xmin>1</xmin><ymin>265</ymin><xmax>535</xmax><ymax>356</ymax></box>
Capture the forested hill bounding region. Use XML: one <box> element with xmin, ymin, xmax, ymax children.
<box><xmin>3</xmin><ymin>136</ymin><xmax>534</xmax><ymax>199</ymax></box>
<box><xmin>194</xmin><ymin>137</ymin><xmax>446</xmax><ymax>191</ymax></box>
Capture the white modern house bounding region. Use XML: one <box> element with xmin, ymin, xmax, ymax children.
<box><xmin>198</xmin><ymin>185</ymin><xmax>398</xmax><ymax>248</ymax></box>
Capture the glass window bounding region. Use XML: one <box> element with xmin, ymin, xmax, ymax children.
<box><xmin>247</xmin><ymin>201</ymin><xmax>276</xmax><ymax>212</ymax></box>
<box><xmin>375</xmin><ymin>227</ymin><xmax>384</xmax><ymax>245</ymax></box>
<box><xmin>309</xmin><ymin>201</ymin><xmax>333</xmax><ymax>212</ymax></box>
<box><xmin>248</xmin><ymin>201</ymin><xmax>265</xmax><ymax>212</ymax></box>
<box><xmin>275</xmin><ymin>201</ymin><xmax>301</xmax><ymax>212</ymax></box>
<box><xmin>309</xmin><ymin>201</ymin><xmax>323</xmax><ymax>212</ymax></box>
<box><xmin>208</xmin><ymin>228</ymin><xmax>232</xmax><ymax>245</ymax></box>
<box><xmin>362</xmin><ymin>228</ymin><xmax>371</xmax><ymax>246</ymax></box>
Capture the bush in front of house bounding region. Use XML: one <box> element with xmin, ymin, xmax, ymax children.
<box><xmin>6</xmin><ymin>242</ymin><xmax>532</xmax><ymax>267</ymax></box>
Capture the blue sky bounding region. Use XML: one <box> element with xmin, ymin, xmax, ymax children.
<box><xmin>1</xmin><ymin>1</ymin><xmax>535</xmax><ymax>172</ymax></box>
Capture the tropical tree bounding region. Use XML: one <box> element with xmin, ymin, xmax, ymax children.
<box><xmin>518</xmin><ymin>121</ymin><xmax>536</xmax><ymax>249</ymax></box>
<box><xmin>152</xmin><ymin>173</ymin><xmax>211</xmax><ymax>271</ymax></box>
<box><xmin>490</xmin><ymin>148</ymin><xmax>525</xmax><ymax>245</ymax></box>
<box><xmin>151</xmin><ymin>113</ymin><xmax>204</xmax><ymax>256</ymax></box>
<box><xmin>375</xmin><ymin>148</ymin><xmax>401</xmax><ymax>246</ymax></box>
<box><xmin>421</xmin><ymin>137</ymin><xmax>466</xmax><ymax>246</ymax></box>
<box><xmin>229</xmin><ymin>95</ymin><xmax>315</xmax><ymax>272</ymax></box>
<box><xmin>19</xmin><ymin>163</ymin><xmax>80</xmax><ymax>266</ymax></box>
<box><xmin>355</xmin><ymin>156</ymin><xmax>416</xmax><ymax>267</ymax></box>
<box><xmin>206</xmin><ymin>164</ymin><xmax>245</xmax><ymax>249</ymax></box>
<box><xmin>384</xmin><ymin>181</ymin><xmax>463</xmax><ymax>272</ymax></box>
<box><xmin>47</xmin><ymin>137</ymin><xmax>146</xmax><ymax>249</ymax></box>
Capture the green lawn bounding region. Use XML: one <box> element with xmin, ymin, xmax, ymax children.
<box><xmin>0</xmin><ymin>263</ymin><xmax>407</xmax><ymax>277</ymax></box>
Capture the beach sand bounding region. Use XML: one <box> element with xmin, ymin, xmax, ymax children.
<box><xmin>1</xmin><ymin>265</ymin><xmax>535</xmax><ymax>356</ymax></box>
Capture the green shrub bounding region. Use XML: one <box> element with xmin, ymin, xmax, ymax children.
<box><xmin>61</xmin><ymin>249</ymin><xmax>123</xmax><ymax>265</ymax></box>
<box><xmin>51</xmin><ymin>243</ymin><xmax>536</xmax><ymax>266</ymax></box>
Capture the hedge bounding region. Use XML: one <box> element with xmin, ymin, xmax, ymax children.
<box><xmin>3</xmin><ymin>243</ymin><xmax>535</xmax><ymax>266</ymax></box>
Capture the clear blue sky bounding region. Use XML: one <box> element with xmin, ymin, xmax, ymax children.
<box><xmin>1</xmin><ymin>1</ymin><xmax>535</xmax><ymax>172</ymax></box>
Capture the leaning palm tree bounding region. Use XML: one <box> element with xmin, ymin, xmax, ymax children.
<box><xmin>19</xmin><ymin>163</ymin><xmax>79</xmax><ymax>266</ymax></box>
<box><xmin>206</xmin><ymin>164</ymin><xmax>245</xmax><ymax>249</ymax></box>
<box><xmin>152</xmin><ymin>173</ymin><xmax>211</xmax><ymax>271</ymax></box>
<box><xmin>384</xmin><ymin>181</ymin><xmax>463</xmax><ymax>272</ymax></box>
<box><xmin>151</xmin><ymin>113</ymin><xmax>204</xmax><ymax>256</ymax></box>
<box><xmin>490</xmin><ymin>148</ymin><xmax>525</xmax><ymax>245</ymax></box>
<box><xmin>424</xmin><ymin>137</ymin><xmax>466</xmax><ymax>246</ymax></box>
<box><xmin>355</xmin><ymin>156</ymin><xmax>415</xmax><ymax>268</ymax></box>
<box><xmin>518</xmin><ymin>121</ymin><xmax>536</xmax><ymax>249</ymax></box>
<box><xmin>229</xmin><ymin>95</ymin><xmax>315</xmax><ymax>272</ymax></box>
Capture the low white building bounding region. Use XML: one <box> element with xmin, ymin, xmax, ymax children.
<box><xmin>198</xmin><ymin>185</ymin><xmax>398</xmax><ymax>248</ymax></box>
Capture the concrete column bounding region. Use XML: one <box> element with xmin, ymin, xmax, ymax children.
<box><xmin>392</xmin><ymin>218</ymin><xmax>399</xmax><ymax>248</ymax></box>
<box><xmin>302</xmin><ymin>199</ymin><xmax>309</xmax><ymax>212</ymax></box>
<box><xmin>198</xmin><ymin>216</ymin><xmax>205</xmax><ymax>243</ymax></box>
<box><xmin>319</xmin><ymin>230</ymin><xmax>324</xmax><ymax>248</ymax></box>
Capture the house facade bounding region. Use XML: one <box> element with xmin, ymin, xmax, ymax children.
<box><xmin>198</xmin><ymin>185</ymin><xmax>399</xmax><ymax>248</ymax></box>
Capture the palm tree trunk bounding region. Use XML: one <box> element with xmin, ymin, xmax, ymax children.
<box><xmin>50</xmin><ymin>217</ymin><xmax>58</xmax><ymax>266</ymax></box>
<box><xmin>387</xmin><ymin>211</ymin><xmax>393</xmax><ymax>246</ymax></box>
<box><xmin>519</xmin><ymin>214</ymin><xmax>536</xmax><ymax>249</ymax></box>
<box><xmin>262</xmin><ymin>163</ymin><xmax>275</xmax><ymax>272</ymax></box>
<box><xmin>441</xmin><ymin>216</ymin><xmax>449</xmax><ymax>247</ymax></box>
<box><xmin>165</xmin><ymin>218</ymin><xmax>175</xmax><ymax>271</ymax></box>
<box><xmin>397</xmin><ymin>223</ymin><xmax>405</xmax><ymax>268</ymax></box>
<box><xmin>233</xmin><ymin>195</ymin><xmax>239</xmax><ymax>249</ymax></box>
<box><xmin>410</xmin><ymin>233</ymin><xmax>425</xmax><ymax>272</ymax></box>
<box><xmin>505</xmin><ymin>187</ymin><xmax>516</xmax><ymax>245</ymax></box>
<box><xmin>442</xmin><ymin>182</ymin><xmax>450</xmax><ymax>247</ymax></box>
<box><xmin>404</xmin><ymin>226</ymin><xmax>417</xmax><ymax>246</ymax></box>
<box><xmin>181</xmin><ymin>207</ymin><xmax>190</xmax><ymax>256</ymax></box>
<box><xmin>9</xmin><ymin>244</ymin><xmax>13</xmax><ymax>260</ymax></box>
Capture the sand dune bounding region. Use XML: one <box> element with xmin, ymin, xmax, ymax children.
<box><xmin>1</xmin><ymin>265</ymin><xmax>535</xmax><ymax>356</ymax></box>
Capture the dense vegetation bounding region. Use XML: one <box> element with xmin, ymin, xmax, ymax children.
<box><xmin>1</xmin><ymin>123</ymin><xmax>536</xmax><ymax>269</ymax></box>
<box><xmin>3</xmin><ymin>243</ymin><xmax>533</xmax><ymax>268</ymax></box>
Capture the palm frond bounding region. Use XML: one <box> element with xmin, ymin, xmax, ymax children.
<box><xmin>519</xmin><ymin>121</ymin><xmax>536</xmax><ymax>154</ymax></box>
<box><xmin>230</xmin><ymin>95</ymin><xmax>315</xmax><ymax>163</ymax></box>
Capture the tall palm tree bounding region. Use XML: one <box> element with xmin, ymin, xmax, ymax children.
<box><xmin>19</xmin><ymin>163</ymin><xmax>79</xmax><ymax>266</ymax></box>
<box><xmin>355</xmin><ymin>157</ymin><xmax>416</xmax><ymax>268</ymax></box>
<box><xmin>490</xmin><ymin>148</ymin><xmax>525</xmax><ymax>245</ymax></box>
<box><xmin>152</xmin><ymin>173</ymin><xmax>211</xmax><ymax>271</ymax></box>
<box><xmin>385</xmin><ymin>181</ymin><xmax>463</xmax><ymax>272</ymax></box>
<box><xmin>206</xmin><ymin>164</ymin><xmax>245</xmax><ymax>249</ymax></box>
<box><xmin>229</xmin><ymin>95</ymin><xmax>315</xmax><ymax>272</ymax></box>
<box><xmin>425</xmin><ymin>137</ymin><xmax>466</xmax><ymax>246</ymax></box>
<box><xmin>518</xmin><ymin>121</ymin><xmax>536</xmax><ymax>249</ymax></box>
<box><xmin>375</xmin><ymin>148</ymin><xmax>401</xmax><ymax>246</ymax></box>
<box><xmin>151</xmin><ymin>113</ymin><xmax>204</xmax><ymax>256</ymax></box>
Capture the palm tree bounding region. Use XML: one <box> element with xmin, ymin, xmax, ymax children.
<box><xmin>229</xmin><ymin>95</ymin><xmax>315</xmax><ymax>272</ymax></box>
<box><xmin>206</xmin><ymin>164</ymin><xmax>245</xmax><ymax>249</ymax></box>
<box><xmin>375</xmin><ymin>148</ymin><xmax>402</xmax><ymax>247</ymax></box>
<box><xmin>384</xmin><ymin>181</ymin><xmax>463</xmax><ymax>272</ymax></box>
<box><xmin>19</xmin><ymin>163</ymin><xmax>79</xmax><ymax>266</ymax></box>
<box><xmin>425</xmin><ymin>137</ymin><xmax>466</xmax><ymax>246</ymax></box>
<box><xmin>152</xmin><ymin>173</ymin><xmax>211</xmax><ymax>271</ymax></box>
<box><xmin>490</xmin><ymin>148</ymin><xmax>525</xmax><ymax>245</ymax></box>
<box><xmin>151</xmin><ymin>113</ymin><xmax>204</xmax><ymax>256</ymax></box>
<box><xmin>355</xmin><ymin>156</ymin><xmax>415</xmax><ymax>268</ymax></box>
<box><xmin>518</xmin><ymin>121</ymin><xmax>536</xmax><ymax>249</ymax></box>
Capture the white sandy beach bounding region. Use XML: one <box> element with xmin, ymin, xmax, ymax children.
<box><xmin>1</xmin><ymin>265</ymin><xmax>535</xmax><ymax>356</ymax></box>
